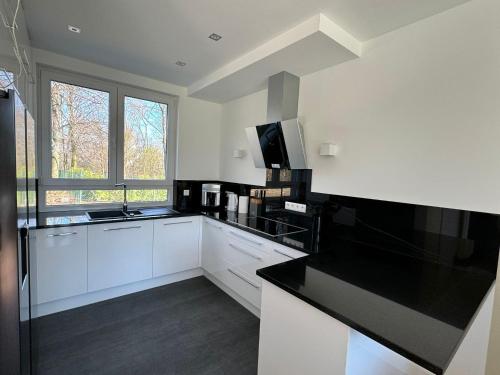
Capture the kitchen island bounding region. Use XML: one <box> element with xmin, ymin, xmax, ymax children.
<box><xmin>257</xmin><ymin>237</ymin><xmax>496</xmax><ymax>375</ymax></box>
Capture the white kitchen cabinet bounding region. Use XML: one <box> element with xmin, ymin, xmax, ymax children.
<box><xmin>201</xmin><ymin>218</ymin><xmax>228</xmax><ymax>274</ymax></box>
<box><xmin>32</xmin><ymin>226</ymin><xmax>88</xmax><ymax>304</ymax></box>
<box><xmin>201</xmin><ymin>217</ymin><xmax>307</xmax><ymax>310</ymax></box>
<box><xmin>88</xmin><ymin>221</ymin><xmax>154</xmax><ymax>292</ymax></box>
<box><xmin>258</xmin><ymin>280</ymin><xmax>350</xmax><ymax>375</ymax></box>
<box><xmin>153</xmin><ymin>216</ymin><xmax>200</xmax><ymax>277</ymax></box>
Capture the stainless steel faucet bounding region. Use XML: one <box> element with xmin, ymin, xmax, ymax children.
<box><xmin>115</xmin><ymin>183</ymin><xmax>128</xmax><ymax>212</ymax></box>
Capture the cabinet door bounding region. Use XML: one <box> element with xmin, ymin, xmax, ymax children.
<box><xmin>88</xmin><ymin>221</ymin><xmax>153</xmax><ymax>292</ymax></box>
<box><xmin>33</xmin><ymin>226</ymin><xmax>87</xmax><ymax>304</ymax></box>
<box><xmin>201</xmin><ymin>218</ymin><xmax>228</xmax><ymax>274</ymax></box>
<box><xmin>153</xmin><ymin>217</ymin><xmax>200</xmax><ymax>277</ymax></box>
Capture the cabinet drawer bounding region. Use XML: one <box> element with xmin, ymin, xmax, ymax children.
<box><xmin>214</xmin><ymin>262</ymin><xmax>261</xmax><ymax>309</ymax></box>
<box><xmin>265</xmin><ymin>243</ymin><xmax>308</xmax><ymax>266</ymax></box>
<box><xmin>223</xmin><ymin>240</ymin><xmax>267</xmax><ymax>273</ymax></box>
<box><xmin>88</xmin><ymin>221</ymin><xmax>153</xmax><ymax>292</ymax></box>
<box><xmin>32</xmin><ymin>226</ymin><xmax>88</xmax><ymax>304</ymax></box>
<box><xmin>225</xmin><ymin>228</ymin><xmax>266</xmax><ymax>248</ymax></box>
<box><xmin>153</xmin><ymin>217</ymin><xmax>200</xmax><ymax>277</ymax></box>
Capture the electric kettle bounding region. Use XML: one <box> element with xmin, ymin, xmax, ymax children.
<box><xmin>226</xmin><ymin>192</ymin><xmax>239</xmax><ymax>212</ymax></box>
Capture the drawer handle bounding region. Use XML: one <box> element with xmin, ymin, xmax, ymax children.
<box><xmin>273</xmin><ymin>248</ymin><xmax>294</xmax><ymax>259</ymax></box>
<box><xmin>228</xmin><ymin>268</ymin><xmax>260</xmax><ymax>289</ymax></box>
<box><xmin>163</xmin><ymin>220</ymin><xmax>193</xmax><ymax>226</ymax></box>
<box><xmin>229</xmin><ymin>231</ymin><xmax>263</xmax><ymax>246</ymax></box>
<box><xmin>229</xmin><ymin>243</ymin><xmax>262</xmax><ymax>261</ymax></box>
<box><xmin>103</xmin><ymin>226</ymin><xmax>141</xmax><ymax>231</ymax></box>
<box><xmin>47</xmin><ymin>231</ymin><xmax>78</xmax><ymax>237</ymax></box>
<box><xmin>206</xmin><ymin>220</ymin><xmax>222</xmax><ymax>229</ymax></box>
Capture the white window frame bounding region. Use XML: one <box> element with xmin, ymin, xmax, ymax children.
<box><xmin>37</xmin><ymin>65</ymin><xmax>177</xmax><ymax>211</ymax></box>
<box><xmin>39</xmin><ymin>67</ymin><xmax>118</xmax><ymax>188</ymax></box>
<box><xmin>117</xmin><ymin>86</ymin><xmax>176</xmax><ymax>188</ymax></box>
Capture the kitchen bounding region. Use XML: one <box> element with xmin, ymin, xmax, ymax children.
<box><xmin>1</xmin><ymin>0</ymin><xmax>500</xmax><ymax>374</ymax></box>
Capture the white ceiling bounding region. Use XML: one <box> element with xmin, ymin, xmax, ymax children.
<box><xmin>23</xmin><ymin>0</ymin><xmax>470</xmax><ymax>87</ymax></box>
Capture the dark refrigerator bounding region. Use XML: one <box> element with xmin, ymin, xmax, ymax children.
<box><xmin>0</xmin><ymin>88</ymin><xmax>36</xmax><ymax>375</ymax></box>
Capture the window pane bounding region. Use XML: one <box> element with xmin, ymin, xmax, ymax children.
<box><xmin>50</xmin><ymin>81</ymin><xmax>109</xmax><ymax>179</ymax></box>
<box><xmin>0</xmin><ymin>70</ymin><xmax>14</xmax><ymax>89</ymax></box>
<box><xmin>46</xmin><ymin>189</ymin><xmax>168</xmax><ymax>206</ymax></box>
<box><xmin>124</xmin><ymin>96</ymin><xmax>167</xmax><ymax>180</ymax></box>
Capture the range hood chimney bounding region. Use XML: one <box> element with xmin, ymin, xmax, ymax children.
<box><xmin>266</xmin><ymin>71</ymin><xmax>300</xmax><ymax>123</ymax></box>
<box><xmin>245</xmin><ymin>72</ymin><xmax>307</xmax><ymax>169</ymax></box>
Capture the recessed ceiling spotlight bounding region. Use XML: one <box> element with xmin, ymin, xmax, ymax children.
<box><xmin>67</xmin><ymin>25</ymin><xmax>81</xmax><ymax>34</ymax></box>
<box><xmin>208</xmin><ymin>33</ymin><xmax>222</xmax><ymax>41</ymax></box>
<box><xmin>175</xmin><ymin>61</ymin><xmax>187</xmax><ymax>67</ymax></box>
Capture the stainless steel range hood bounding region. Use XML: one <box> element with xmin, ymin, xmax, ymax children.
<box><xmin>245</xmin><ymin>72</ymin><xmax>307</xmax><ymax>169</ymax></box>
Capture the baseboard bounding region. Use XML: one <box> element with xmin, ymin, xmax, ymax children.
<box><xmin>204</xmin><ymin>271</ymin><xmax>261</xmax><ymax>318</ymax></box>
<box><xmin>32</xmin><ymin>268</ymin><xmax>204</xmax><ymax>318</ymax></box>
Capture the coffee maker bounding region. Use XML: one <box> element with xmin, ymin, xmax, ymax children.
<box><xmin>201</xmin><ymin>183</ymin><xmax>221</xmax><ymax>210</ymax></box>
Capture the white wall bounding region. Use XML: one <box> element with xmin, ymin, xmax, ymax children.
<box><xmin>177</xmin><ymin>96</ymin><xmax>221</xmax><ymax>180</ymax></box>
<box><xmin>218</xmin><ymin>0</ymin><xmax>500</xmax><ymax>371</ymax></box>
<box><xmin>220</xmin><ymin>0</ymin><xmax>500</xmax><ymax>214</ymax></box>
<box><xmin>219</xmin><ymin>89</ymin><xmax>268</xmax><ymax>186</ymax></box>
<box><xmin>31</xmin><ymin>48</ymin><xmax>222</xmax><ymax>180</ymax></box>
<box><xmin>299</xmin><ymin>0</ymin><xmax>500</xmax><ymax>214</ymax></box>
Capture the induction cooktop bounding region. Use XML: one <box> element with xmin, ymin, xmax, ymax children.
<box><xmin>229</xmin><ymin>216</ymin><xmax>307</xmax><ymax>238</ymax></box>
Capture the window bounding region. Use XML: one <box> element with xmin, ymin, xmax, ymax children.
<box><xmin>39</xmin><ymin>67</ymin><xmax>177</xmax><ymax>210</ymax></box>
<box><xmin>123</xmin><ymin>96</ymin><xmax>167</xmax><ymax>180</ymax></box>
<box><xmin>45</xmin><ymin>189</ymin><xmax>168</xmax><ymax>206</ymax></box>
<box><xmin>0</xmin><ymin>70</ymin><xmax>14</xmax><ymax>90</ymax></box>
<box><xmin>50</xmin><ymin>81</ymin><xmax>110</xmax><ymax>179</ymax></box>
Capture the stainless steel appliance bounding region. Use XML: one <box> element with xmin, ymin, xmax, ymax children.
<box><xmin>246</xmin><ymin>72</ymin><xmax>307</xmax><ymax>169</ymax></box>
<box><xmin>0</xmin><ymin>89</ymin><xmax>36</xmax><ymax>375</ymax></box>
<box><xmin>201</xmin><ymin>183</ymin><xmax>221</xmax><ymax>209</ymax></box>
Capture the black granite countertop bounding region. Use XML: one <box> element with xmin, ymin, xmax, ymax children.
<box><xmin>34</xmin><ymin>207</ymin><xmax>315</xmax><ymax>253</ymax></box>
<box><xmin>33</xmin><ymin>207</ymin><xmax>198</xmax><ymax>229</ymax></box>
<box><xmin>257</xmin><ymin>236</ymin><xmax>495</xmax><ymax>374</ymax></box>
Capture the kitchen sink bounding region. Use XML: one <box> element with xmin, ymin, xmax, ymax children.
<box><xmin>125</xmin><ymin>210</ymin><xmax>144</xmax><ymax>217</ymax></box>
<box><xmin>86</xmin><ymin>210</ymin><xmax>128</xmax><ymax>220</ymax></box>
<box><xmin>86</xmin><ymin>208</ymin><xmax>176</xmax><ymax>221</ymax></box>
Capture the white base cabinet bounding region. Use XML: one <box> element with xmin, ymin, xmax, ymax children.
<box><xmin>153</xmin><ymin>217</ymin><xmax>201</xmax><ymax>277</ymax></box>
<box><xmin>258</xmin><ymin>280</ymin><xmax>350</xmax><ymax>375</ymax></box>
<box><xmin>31</xmin><ymin>216</ymin><xmax>202</xmax><ymax>315</ymax></box>
<box><xmin>201</xmin><ymin>218</ymin><xmax>227</xmax><ymax>274</ymax></box>
<box><xmin>88</xmin><ymin>221</ymin><xmax>154</xmax><ymax>292</ymax></box>
<box><xmin>30</xmin><ymin>215</ymin><xmax>303</xmax><ymax>318</ymax></box>
<box><xmin>201</xmin><ymin>217</ymin><xmax>307</xmax><ymax>311</ymax></box>
<box><xmin>31</xmin><ymin>226</ymin><xmax>87</xmax><ymax>304</ymax></box>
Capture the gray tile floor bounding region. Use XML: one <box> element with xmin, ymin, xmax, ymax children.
<box><xmin>32</xmin><ymin>277</ymin><xmax>260</xmax><ymax>375</ymax></box>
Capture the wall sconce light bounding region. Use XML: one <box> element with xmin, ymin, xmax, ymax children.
<box><xmin>319</xmin><ymin>143</ymin><xmax>338</xmax><ymax>157</ymax></box>
<box><xmin>232</xmin><ymin>149</ymin><xmax>246</xmax><ymax>158</ymax></box>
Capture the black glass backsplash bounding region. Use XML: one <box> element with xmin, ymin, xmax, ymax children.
<box><xmin>174</xmin><ymin>170</ymin><xmax>500</xmax><ymax>275</ymax></box>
